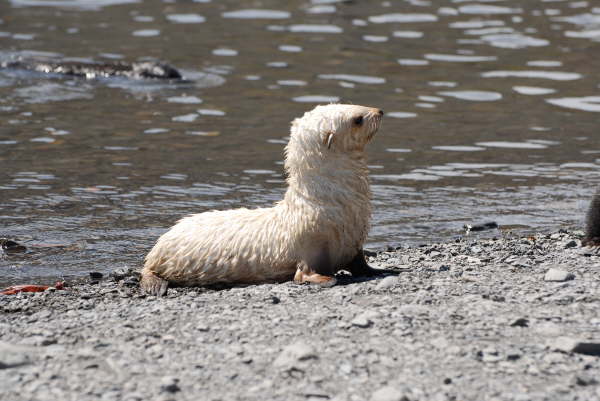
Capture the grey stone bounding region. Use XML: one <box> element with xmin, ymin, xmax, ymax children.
<box><xmin>0</xmin><ymin>342</ymin><xmax>34</xmax><ymax>369</ymax></box>
<box><xmin>544</xmin><ymin>268</ymin><xmax>574</xmax><ymax>282</ymax></box>
<box><xmin>509</xmin><ymin>318</ymin><xmax>529</xmax><ymax>327</ymax></box>
<box><xmin>351</xmin><ymin>314</ymin><xmax>373</xmax><ymax>328</ymax></box>
<box><xmin>376</xmin><ymin>276</ymin><xmax>400</xmax><ymax>290</ymax></box>
<box><xmin>370</xmin><ymin>386</ymin><xmax>410</xmax><ymax>401</ymax></box>
<box><xmin>551</xmin><ymin>337</ymin><xmax>600</xmax><ymax>356</ymax></box>
<box><xmin>160</xmin><ymin>376</ymin><xmax>180</xmax><ymax>393</ymax></box>
<box><xmin>273</xmin><ymin>341</ymin><xmax>317</xmax><ymax>368</ymax></box>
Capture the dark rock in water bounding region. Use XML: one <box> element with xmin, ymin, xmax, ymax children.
<box><xmin>583</xmin><ymin>189</ymin><xmax>600</xmax><ymax>246</ymax></box>
<box><xmin>0</xmin><ymin>238</ymin><xmax>27</xmax><ymax>253</ymax></box>
<box><xmin>463</xmin><ymin>221</ymin><xmax>499</xmax><ymax>234</ymax></box>
<box><xmin>1</xmin><ymin>59</ymin><xmax>182</xmax><ymax>80</ymax></box>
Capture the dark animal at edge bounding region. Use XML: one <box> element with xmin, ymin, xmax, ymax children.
<box><xmin>584</xmin><ymin>190</ymin><xmax>600</xmax><ymax>246</ymax></box>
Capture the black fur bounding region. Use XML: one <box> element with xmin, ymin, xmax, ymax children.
<box><xmin>584</xmin><ymin>190</ymin><xmax>600</xmax><ymax>246</ymax></box>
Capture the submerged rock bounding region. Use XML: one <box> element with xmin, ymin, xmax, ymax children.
<box><xmin>1</xmin><ymin>59</ymin><xmax>182</xmax><ymax>80</ymax></box>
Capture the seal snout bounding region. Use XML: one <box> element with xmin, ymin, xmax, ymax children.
<box><xmin>367</xmin><ymin>108</ymin><xmax>384</xmax><ymax>117</ymax></box>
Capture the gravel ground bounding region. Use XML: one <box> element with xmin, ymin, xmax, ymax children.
<box><xmin>2</xmin><ymin>230</ymin><xmax>600</xmax><ymax>401</ymax></box>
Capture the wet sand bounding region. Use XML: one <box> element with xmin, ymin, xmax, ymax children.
<box><xmin>2</xmin><ymin>230</ymin><xmax>599</xmax><ymax>401</ymax></box>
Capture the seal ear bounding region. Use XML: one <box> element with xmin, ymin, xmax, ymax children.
<box><xmin>323</xmin><ymin>132</ymin><xmax>334</xmax><ymax>149</ymax></box>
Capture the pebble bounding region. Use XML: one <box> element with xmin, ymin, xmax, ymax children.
<box><xmin>375</xmin><ymin>276</ymin><xmax>399</xmax><ymax>290</ymax></box>
<box><xmin>160</xmin><ymin>376</ymin><xmax>180</xmax><ymax>393</ymax></box>
<box><xmin>574</xmin><ymin>373</ymin><xmax>598</xmax><ymax>386</ymax></box>
<box><xmin>351</xmin><ymin>314</ymin><xmax>373</xmax><ymax>328</ymax></box>
<box><xmin>551</xmin><ymin>337</ymin><xmax>600</xmax><ymax>356</ymax></box>
<box><xmin>370</xmin><ymin>386</ymin><xmax>410</xmax><ymax>401</ymax></box>
<box><xmin>509</xmin><ymin>318</ymin><xmax>529</xmax><ymax>327</ymax></box>
<box><xmin>273</xmin><ymin>341</ymin><xmax>317</xmax><ymax>368</ymax></box>
<box><xmin>544</xmin><ymin>268</ymin><xmax>575</xmax><ymax>282</ymax></box>
<box><xmin>0</xmin><ymin>342</ymin><xmax>34</xmax><ymax>368</ymax></box>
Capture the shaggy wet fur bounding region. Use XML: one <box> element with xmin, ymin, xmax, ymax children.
<box><xmin>141</xmin><ymin>104</ymin><xmax>383</xmax><ymax>294</ymax></box>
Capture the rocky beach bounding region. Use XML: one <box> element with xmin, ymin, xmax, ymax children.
<box><xmin>2</xmin><ymin>230</ymin><xmax>599</xmax><ymax>401</ymax></box>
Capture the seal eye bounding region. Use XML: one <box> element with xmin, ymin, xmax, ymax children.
<box><xmin>353</xmin><ymin>116</ymin><xmax>364</xmax><ymax>126</ymax></box>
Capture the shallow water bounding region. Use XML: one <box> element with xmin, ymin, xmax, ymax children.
<box><xmin>1</xmin><ymin>0</ymin><xmax>600</xmax><ymax>286</ymax></box>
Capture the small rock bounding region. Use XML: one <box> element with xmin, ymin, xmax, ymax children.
<box><xmin>544</xmin><ymin>268</ymin><xmax>574</xmax><ymax>282</ymax></box>
<box><xmin>273</xmin><ymin>341</ymin><xmax>317</xmax><ymax>368</ymax></box>
<box><xmin>376</xmin><ymin>276</ymin><xmax>399</xmax><ymax>290</ymax></box>
<box><xmin>551</xmin><ymin>337</ymin><xmax>600</xmax><ymax>356</ymax></box>
<box><xmin>479</xmin><ymin>347</ymin><xmax>502</xmax><ymax>363</ymax></box>
<box><xmin>89</xmin><ymin>272</ymin><xmax>103</xmax><ymax>280</ymax></box>
<box><xmin>0</xmin><ymin>342</ymin><xmax>35</xmax><ymax>368</ymax></box>
<box><xmin>574</xmin><ymin>373</ymin><xmax>598</xmax><ymax>386</ymax></box>
<box><xmin>563</xmin><ymin>240</ymin><xmax>578</xmax><ymax>249</ymax></box>
<box><xmin>351</xmin><ymin>314</ymin><xmax>373</xmax><ymax>328</ymax></box>
<box><xmin>197</xmin><ymin>323</ymin><xmax>209</xmax><ymax>332</ymax></box>
<box><xmin>510</xmin><ymin>318</ymin><xmax>529</xmax><ymax>327</ymax></box>
<box><xmin>160</xmin><ymin>376</ymin><xmax>180</xmax><ymax>393</ymax></box>
<box><xmin>110</xmin><ymin>268</ymin><xmax>128</xmax><ymax>281</ymax></box>
<box><xmin>122</xmin><ymin>277</ymin><xmax>139</xmax><ymax>287</ymax></box>
<box><xmin>270</xmin><ymin>296</ymin><xmax>280</xmax><ymax>304</ymax></box>
<box><xmin>370</xmin><ymin>386</ymin><xmax>410</xmax><ymax>401</ymax></box>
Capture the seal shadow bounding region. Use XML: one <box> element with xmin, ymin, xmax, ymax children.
<box><xmin>332</xmin><ymin>269</ymin><xmax>403</xmax><ymax>287</ymax></box>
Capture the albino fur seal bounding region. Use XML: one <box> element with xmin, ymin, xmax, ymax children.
<box><xmin>141</xmin><ymin>104</ymin><xmax>389</xmax><ymax>295</ymax></box>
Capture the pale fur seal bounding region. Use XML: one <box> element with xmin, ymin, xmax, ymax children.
<box><xmin>141</xmin><ymin>104</ymin><xmax>389</xmax><ymax>296</ymax></box>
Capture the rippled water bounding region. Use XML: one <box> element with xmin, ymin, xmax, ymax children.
<box><xmin>1</xmin><ymin>0</ymin><xmax>600</xmax><ymax>286</ymax></box>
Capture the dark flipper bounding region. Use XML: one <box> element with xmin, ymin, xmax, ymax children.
<box><xmin>346</xmin><ymin>249</ymin><xmax>399</xmax><ymax>277</ymax></box>
<box><xmin>140</xmin><ymin>270</ymin><xmax>169</xmax><ymax>296</ymax></box>
<box><xmin>584</xmin><ymin>190</ymin><xmax>600</xmax><ymax>246</ymax></box>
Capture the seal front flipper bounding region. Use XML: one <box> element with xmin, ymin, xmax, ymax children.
<box><xmin>140</xmin><ymin>270</ymin><xmax>169</xmax><ymax>296</ymax></box>
<box><xmin>293</xmin><ymin>244</ymin><xmax>337</xmax><ymax>287</ymax></box>
<box><xmin>346</xmin><ymin>249</ymin><xmax>398</xmax><ymax>277</ymax></box>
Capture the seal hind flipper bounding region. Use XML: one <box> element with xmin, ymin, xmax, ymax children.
<box><xmin>140</xmin><ymin>270</ymin><xmax>168</xmax><ymax>296</ymax></box>
<box><xmin>346</xmin><ymin>249</ymin><xmax>398</xmax><ymax>277</ymax></box>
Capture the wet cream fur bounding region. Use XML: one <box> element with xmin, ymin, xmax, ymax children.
<box><xmin>143</xmin><ymin>104</ymin><xmax>382</xmax><ymax>286</ymax></box>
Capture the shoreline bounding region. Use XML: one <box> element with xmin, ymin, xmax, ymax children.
<box><xmin>2</xmin><ymin>229</ymin><xmax>600</xmax><ymax>401</ymax></box>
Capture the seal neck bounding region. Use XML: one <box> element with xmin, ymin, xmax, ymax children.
<box><xmin>282</xmin><ymin>155</ymin><xmax>371</xmax><ymax>207</ymax></box>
